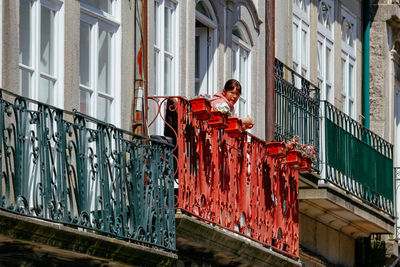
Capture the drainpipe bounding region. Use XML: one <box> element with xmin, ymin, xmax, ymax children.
<box><xmin>265</xmin><ymin>0</ymin><xmax>275</xmax><ymax>141</ymax></box>
<box><xmin>362</xmin><ymin>0</ymin><xmax>370</xmax><ymax>129</ymax></box>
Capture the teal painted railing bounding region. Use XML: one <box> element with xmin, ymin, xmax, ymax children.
<box><xmin>323</xmin><ymin>101</ymin><xmax>393</xmax><ymax>215</ymax></box>
<box><xmin>0</xmin><ymin>89</ymin><xmax>176</xmax><ymax>251</ymax></box>
<box><xmin>274</xmin><ymin>59</ymin><xmax>320</xmax><ymax>167</ymax></box>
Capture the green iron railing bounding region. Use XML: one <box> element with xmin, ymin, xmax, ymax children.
<box><xmin>323</xmin><ymin>101</ymin><xmax>393</xmax><ymax>215</ymax></box>
<box><xmin>0</xmin><ymin>89</ymin><xmax>176</xmax><ymax>251</ymax></box>
<box><xmin>274</xmin><ymin>59</ymin><xmax>320</xmax><ymax>167</ymax></box>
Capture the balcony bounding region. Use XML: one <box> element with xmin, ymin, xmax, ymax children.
<box><xmin>274</xmin><ymin>59</ymin><xmax>394</xmax><ymax>240</ymax></box>
<box><xmin>148</xmin><ymin>96</ymin><xmax>302</xmax><ymax>266</ymax></box>
<box><xmin>274</xmin><ymin>59</ymin><xmax>320</xmax><ymax>170</ymax></box>
<box><xmin>0</xmin><ymin>89</ymin><xmax>176</xmax><ymax>265</ymax></box>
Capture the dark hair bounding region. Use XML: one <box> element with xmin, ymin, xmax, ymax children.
<box><xmin>224</xmin><ymin>79</ymin><xmax>242</xmax><ymax>94</ymax></box>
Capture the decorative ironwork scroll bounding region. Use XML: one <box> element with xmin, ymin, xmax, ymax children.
<box><xmin>148</xmin><ymin>96</ymin><xmax>299</xmax><ymax>259</ymax></box>
<box><xmin>0</xmin><ymin>89</ymin><xmax>175</xmax><ymax>251</ymax></box>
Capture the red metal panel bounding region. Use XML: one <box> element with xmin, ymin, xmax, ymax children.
<box><xmin>148</xmin><ymin>96</ymin><xmax>300</xmax><ymax>259</ymax></box>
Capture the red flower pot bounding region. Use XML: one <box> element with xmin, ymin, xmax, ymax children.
<box><xmin>299</xmin><ymin>157</ymin><xmax>312</xmax><ymax>173</ymax></box>
<box><xmin>209</xmin><ymin>111</ymin><xmax>228</xmax><ymax>129</ymax></box>
<box><xmin>225</xmin><ymin>117</ymin><xmax>242</xmax><ymax>137</ymax></box>
<box><xmin>266</xmin><ymin>142</ymin><xmax>286</xmax><ymax>159</ymax></box>
<box><xmin>189</xmin><ymin>97</ymin><xmax>211</xmax><ymax>120</ymax></box>
<box><xmin>286</xmin><ymin>150</ymin><xmax>302</xmax><ymax>169</ymax></box>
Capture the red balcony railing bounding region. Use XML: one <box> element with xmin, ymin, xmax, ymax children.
<box><xmin>148</xmin><ymin>96</ymin><xmax>300</xmax><ymax>259</ymax></box>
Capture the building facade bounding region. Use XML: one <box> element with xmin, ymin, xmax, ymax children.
<box><xmin>276</xmin><ymin>0</ymin><xmax>397</xmax><ymax>266</ymax></box>
<box><xmin>0</xmin><ymin>0</ymin><xmax>399</xmax><ymax>266</ymax></box>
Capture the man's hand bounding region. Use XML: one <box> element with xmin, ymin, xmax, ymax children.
<box><xmin>241</xmin><ymin>115</ymin><xmax>254</xmax><ymax>130</ymax></box>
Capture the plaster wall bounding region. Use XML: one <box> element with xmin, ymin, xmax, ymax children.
<box><xmin>2</xmin><ymin>0</ymin><xmax>19</xmax><ymax>94</ymax></box>
<box><xmin>64</xmin><ymin>1</ymin><xmax>80</xmax><ymax>113</ymax></box>
<box><xmin>300</xmin><ymin>213</ymin><xmax>355</xmax><ymax>267</ymax></box>
<box><xmin>369</xmin><ymin>4</ymin><xmax>400</xmax><ymax>142</ymax></box>
<box><xmin>275</xmin><ymin>0</ymin><xmax>291</xmax><ymax>66</ymax></box>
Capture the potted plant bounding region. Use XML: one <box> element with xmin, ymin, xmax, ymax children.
<box><xmin>189</xmin><ymin>96</ymin><xmax>211</xmax><ymax>120</ymax></box>
<box><xmin>284</xmin><ymin>136</ymin><xmax>317</xmax><ymax>172</ymax></box>
<box><xmin>209</xmin><ymin>103</ymin><xmax>230</xmax><ymax>129</ymax></box>
<box><xmin>299</xmin><ymin>145</ymin><xmax>317</xmax><ymax>174</ymax></box>
<box><xmin>226</xmin><ymin>117</ymin><xmax>242</xmax><ymax>137</ymax></box>
<box><xmin>266</xmin><ymin>142</ymin><xmax>286</xmax><ymax>158</ymax></box>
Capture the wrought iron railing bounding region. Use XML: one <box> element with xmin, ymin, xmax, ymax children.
<box><xmin>322</xmin><ymin>101</ymin><xmax>394</xmax><ymax>215</ymax></box>
<box><xmin>0</xmin><ymin>89</ymin><xmax>176</xmax><ymax>251</ymax></box>
<box><xmin>274</xmin><ymin>59</ymin><xmax>320</xmax><ymax>168</ymax></box>
<box><xmin>148</xmin><ymin>96</ymin><xmax>300</xmax><ymax>259</ymax></box>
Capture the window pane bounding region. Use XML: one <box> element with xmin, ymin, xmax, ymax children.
<box><xmin>348</xmin><ymin>64</ymin><xmax>353</xmax><ymax>97</ymax></box>
<box><xmin>39</xmin><ymin>77</ymin><xmax>54</xmax><ymax>105</ymax></box>
<box><xmin>81</xmin><ymin>0</ymin><xmax>112</xmax><ymax>14</ymax></box>
<box><xmin>292</xmin><ymin>23</ymin><xmax>298</xmax><ymax>62</ymax></box>
<box><xmin>317</xmin><ymin>41</ymin><xmax>322</xmax><ymax>76</ymax></box>
<box><xmin>326</xmin><ymin>47</ymin><xmax>331</xmax><ymax>82</ymax></box>
<box><xmin>98</xmin><ymin>29</ymin><xmax>111</xmax><ymax>94</ymax></box>
<box><xmin>97</xmin><ymin>97</ymin><xmax>111</xmax><ymax>122</ymax></box>
<box><xmin>231</xmin><ymin>46</ymin><xmax>237</xmax><ymax>78</ymax></box>
<box><xmin>80</xmin><ymin>21</ymin><xmax>91</xmax><ymax>87</ymax></box>
<box><xmin>195</xmin><ymin>36</ymin><xmax>200</xmax><ymax>78</ymax></box>
<box><xmin>79</xmin><ymin>90</ymin><xmax>91</xmax><ymax>114</ymax></box>
<box><xmin>19</xmin><ymin>69</ymin><xmax>31</xmax><ymax>98</ymax></box>
<box><xmin>341</xmin><ymin>59</ymin><xmax>346</xmax><ymax>92</ymax></box>
<box><xmin>240</xmin><ymin>52</ymin><xmax>247</xmax><ymax>86</ymax></box>
<box><xmin>349</xmin><ymin>100</ymin><xmax>353</xmax><ymax>117</ymax></box>
<box><xmin>40</xmin><ymin>6</ymin><xmax>54</xmax><ymax>75</ymax></box>
<box><xmin>154</xmin><ymin>50</ymin><xmax>159</xmax><ymax>94</ymax></box>
<box><xmin>164</xmin><ymin>56</ymin><xmax>172</xmax><ymax>96</ymax></box>
<box><xmin>164</xmin><ymin>7</ymin><xmax>172</xmax><ymax>53</ymax></box>
<box><xmin>239</xmin><ymin>98</ymin><xmax>245</xmax><ymax>118</ymax></box>
<box><xmin>154</xmin><ymin>2</ymin><xmax>158</xmax><ymax>46</ymax></box>
<box><xmin>19</xmin><ymin>0</ymin><xmax>31</xmax><ymax>66</ymax></box>
<box><xmin>301</xmin><ymin>30</ymin><xmax>307</xmax><ymax>66</ymax></box>
<box><xmin>326</xmin><ymin>84</ymin><xmax>331</xmax><ymax>102</ymax></box>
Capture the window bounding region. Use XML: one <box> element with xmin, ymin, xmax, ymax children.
<box><xmin>341</xmin><ymin>8</ymin><xmax>356</xmax><ymax>118</ymax></box>
<box><xmin>19</xmin><ymin>0</ymin><xmax>64</xmax><ymax>106</ymax></box>
<box><xmin>195</xmin><ymin>0</ymin><xmax>217</xmax><ymax>96</ymax></box>
<box><xmin>292</xmin><ymin>0</ymin><xmax>309</xmax><ymax>80</ymax></box>
<box><xmin>154</xmin><ymin>0</ymin><xmax>177</xmax><ymax>96</ymax></box>
<box><xmin>317</xmin><ymin>0</ymin><xmax>334</xmax><ymax>102</ymax></box>
<box><xmin>79</xmin><ymin>0</ymin><xmax>121</xmax><ymax>124</ymax></box>
<box><xmin>232</xmin><ymin>24</ymin><xmax>252</xmax><ymax>118</ymax></box>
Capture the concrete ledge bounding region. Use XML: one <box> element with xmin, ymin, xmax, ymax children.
<box><xmin>175</xmin><ymin>213</ymin><xmax>302</xmax><ymax>267</ymax></box>
<box><xmin>0</xmin><ymin>209</ymin><xmax>177</xmax><ymax>266</ymax></box>
<box><xmin>299</xmin><ymin>184</ymin><xmax>395</xmax><ymax>238</ymax></box>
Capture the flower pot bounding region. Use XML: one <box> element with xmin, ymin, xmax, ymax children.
<box><xmin>286</xmin><ymin>150</ymin><xmax>302</xmax><ymax>169</ymax></box>
<box><xmin>266</xmin><ymin>142</ymin><xmax>286</xmax><ymax>159</ymax></box>
<box><xmin>189</xmin><ymin>97</ymin><xmax>211</xmax><ymax>120</ymax></box>
<box><xmin>209</xmin><ymin>111</ymin><xmax>228</xmax><ymax>129</ymax></box>
<box><xmin>299</xmin><ymin>157</ymin><xmax>312</xmax><ymax>173</ymax></box>
<box><xmin>225</xmin><ymin>117</ymin><xmax>242</xmax><ymax>137</ymax></box>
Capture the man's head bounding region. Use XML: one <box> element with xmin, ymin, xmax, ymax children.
<box><xmin>222</xmin><ymin>79</ymin><xmax>241</xmax><ymax>106</ymax></box>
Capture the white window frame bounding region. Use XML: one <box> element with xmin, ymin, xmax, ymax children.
<box><xmin>232</xmin><ymin>27</ymin><xmax>252</xmax><ymax>118</ymax></box>
<box><xmin>195</xmin><ymin>0</ymin><xmax>218</xmax><ymax>96</ymax></box>
<box><xmin>79</xmin><ymin>0</ymin><xmax>121</xmax><ymax>126</ymax></box>
<box><xmin>292</xmin><ymin>0</ymin><xmax>310</xmax><ymax>84</ymax></box>
<box><xmin>154</xmin><ymin>0</ymin><xmax>178</xmax><ymax>97</ymax></box>
<box><xmin>19</xmin><ymin>0</ymin><xmax>64</xmax><ymax>108</ymax></box>
<box><xmin>341</xmin><ymin>7</ymin><xmax>356</xmax><ymax>119</ymax></box>
<box><xmin>317</xmin><ymin>0</ymin><xmax>334</xmax><ymax>103</ymax></box>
